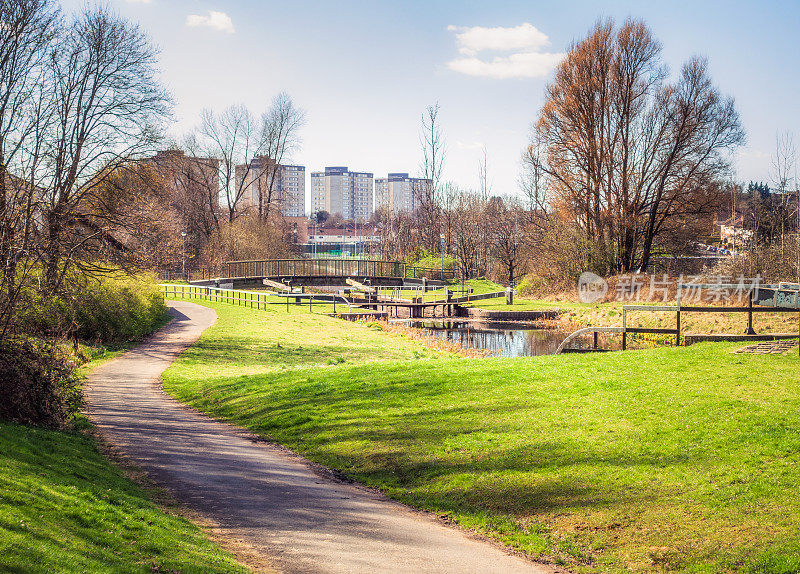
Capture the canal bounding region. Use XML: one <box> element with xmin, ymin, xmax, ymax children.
<box><xmin>404</xmin><ymin>319</ymin><xmax>613</xmax><ymax>357</ymax></box>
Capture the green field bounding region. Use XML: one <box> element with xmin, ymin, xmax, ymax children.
<box><xmin>0</xmin><ymin>417</ymin><xmax>247</xmax><ymax>573</ymax></box>
<box><xmin>161</xmin><ymin>298</ymin><xmax>800</xmax><ymax>573</ymax></box>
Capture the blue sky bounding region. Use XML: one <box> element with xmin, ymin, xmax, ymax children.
<box><xmin>63</xmin><ymin>0</ymin><xmax>800</xmax><ymax>203</ymax></box>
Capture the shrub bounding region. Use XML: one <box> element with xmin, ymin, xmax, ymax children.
<box><xmin>0</xmin><ymin>337</ymin><xmax>83</xmax><ymax>427</ymax></box>
<box><xmin>413</xmin><ymin>254</ymin><xmax>457</xmax><ymax>272</ymax></box>
<box><xmin>15</xmin><ymin>269</ymin><xmax>167</xmax><ymax>343</ymax></box>
<box><xmin>516</xmin><ymin>274</ymin><xmax>547</xmax><ymax>296</ymax></box>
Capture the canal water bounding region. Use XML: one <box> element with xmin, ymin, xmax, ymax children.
<box><xmin>405</xmin><ymin>319</ymin><xmax>608</xmax><ymax>357</ymax></box>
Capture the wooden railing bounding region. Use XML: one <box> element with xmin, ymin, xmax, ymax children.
<box><xmin>160</xmin><ymin>283</ymin><xmax>358</xmax><ymax>314</ymax></box>
<box><xmin>557</xmin><ymin>284</ymin><xmax>800</xmax><ymax>354</ymax></box>
<box><xmin>405</xmin><ymin>266</ymin><xmax>456</xmax><ymax>280</ymax></box>
<box><xmin>222</xmin><ymin>259</ymin><xmax>406</xmax><ymax>280</ymax></box>
<box><xmin>160</xmin><ymin>284</ymin><xmax>281</xmax><ymax>310</ymax></box>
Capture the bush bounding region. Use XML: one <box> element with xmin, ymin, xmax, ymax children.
<box><xmin>413</xmin><ymin>254</ymin><xmax>457</xmax><ymax>271</ymax></box>
<box><xmin>516</xmin><ymin>274</ymin><xmax>547</xmax><ymax>296</ymax></box>
<box><xmin>16</xmin><ymin>269</ymin><xmax>167</xmax><ymax>343</ymax></box>
<box><xmin>0</xmin><ymin>337</ymin><xmax>82</xmax><ymax>427</ymax></box>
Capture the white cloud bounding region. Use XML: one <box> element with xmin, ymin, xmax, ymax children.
<box><xmin>448</xmin><ymin>52</ymin><xmax>564</xmax><ymax>79</ymax></box>
<box><xmin>446</xmin><ymin>22</ymin><xmax>563</xmax><ymax>79</ymax></box>
<box><xmin>447</xmin><ymin>23</ymin><xmax>550</xmax><ymax>57</ymax></box>
<box><xmin>186</xmin><ymin>10</ymin><xmax>235</xmax><ymax>34</ymax></box>
<box><xmin>125</xmin><ymin>0</ymin><xmax>153</xmax><ymax>4</ymax></box>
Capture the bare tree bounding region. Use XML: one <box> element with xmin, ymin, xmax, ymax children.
<box><xmin>532</xmin><ymin>19</ymin><xmax>745</xmax><ymax>274</ymax></box>
<box><xmin>258</xmin><ymin>92</ymin><xmax>305</xmax><ymax>221</ymax></box>
<box><xmin>199</xmin><ymin>104</ymin><xmax>260</xmax><ymax>224</ymax></box>
<box><xmin>417</xmin><ymin>103</ymin><xmax>446</xmax><ymax>251</ymax></box>
<box><xmin>198</xmin><ymin>94</ymin><xmax>304</xmax><ymax>225</ymax></box>
<box><xmin>769</xmin><ymin>132</ymin><xmax>797</xmax><ymax>264</ymax></box>
<box><xmin>0</xmin><ymin>0</ymin><xmax>60</xmax><ymax>334</ymax></box>
<box><xmin>40</xmin><ymin>6</ymin><xmax>171</xmax><ymax>288</ymax></box>
<box><xmin>478</xmin><ymin>147</ymin><xmax>491</xmax><ymax>199</ymax></box>
<box><xmin>488</xmin><ymin>197</ymin><xmax>526</xmax><ymax>286</ymax></box>
<box><xmin>450</xmin><ymin>189</ymin><xmax>484</xmax><ymax>280</ymax></box>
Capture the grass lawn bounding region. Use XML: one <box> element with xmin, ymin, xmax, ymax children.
<box><xmin>161</xmin><ymin>298</ymin><xmax>800</xmax><ymax>573</ymax></box>
<box><xmin>0</xmin><ymin>418</ymin><xmax>248</xmax><ymax>573</ymax></box>
<box><xmin>1</xmin><ymin>317</ymin><xmax>248</xmax><ymax>574</ymax></box>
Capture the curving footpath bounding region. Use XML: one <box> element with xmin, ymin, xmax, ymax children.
<box><xmin>85</xmin><ymin>301</ymin><xmax>558</xmax><ymax>574</ymax></box>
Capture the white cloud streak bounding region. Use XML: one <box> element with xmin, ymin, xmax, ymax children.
<box><xmin>446</xmin><ymin>23</ymin><xmax>563</xmax><ymax>79</ymax></box>
<box><xmin>186</xmin><ymin>10</ymin><xmax>235</xmax><ymax>34</ymax></box>
<box><xmin>447</xmin><ymin>23</ymin><xmax>550</xmax><ymax>56</ymax></box>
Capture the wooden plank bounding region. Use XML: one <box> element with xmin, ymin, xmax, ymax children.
<box><xmin>263</xmin><ymin>278</ymin><xmax>290</xmax><ymax>291</ymax></box>
<box><xmin>680</xmin><ymin>306</ymin><xmax>798</xmax><ymax>313</ymax></box>
<box><xmin>449</xmin><ymin>291</ymin><xmax>506</xmax><ymax>304</ymax></box>
<box><xmin>622</xmin><ymin>305</ymin><xmax>678</xmax><ymax>312</ymax></box>
<box><xmin>345</xmin><ymin>278</ymin><xmax>376</xmax><ymax>293</ymax></box>
<box><xmin>626</xmin><ymin>327</ymin><xmax>678</xmax><ymax>334</ymax></box>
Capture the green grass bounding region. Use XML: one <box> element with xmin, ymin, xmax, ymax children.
<box><xmin>0</xmin><ymin>418</ymin><xmax>248</xmax><ymax>573</ymax></box>
<box><xmin>161</xmin><ymin>299</ymin><xmax>800</xmax><ymax>573</ymax></box>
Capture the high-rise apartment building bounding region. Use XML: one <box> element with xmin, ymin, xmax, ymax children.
<box><xmin>235</xmin><ymin>156</ymin><xmax>306</xmax><ymax>217</ymax></box>
<box><xmin>374</xmin><ymin>173</ymin><xmax>431</xmax><ymax>213</ymax></box>
<box><xmin>310</xmin><ymin>166</ymin><xmax>373</xmax><ymax>220</ymax></box>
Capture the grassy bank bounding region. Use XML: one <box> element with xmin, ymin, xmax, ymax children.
<box><xmin>162</xmin><ymin>298</ymin><xmax>800</xmax><ymax>573</ymax></box>
<box><xmin>0</xmin><ymin>418</ymin><xmax>247</xmax><ymax>573</ymax></box>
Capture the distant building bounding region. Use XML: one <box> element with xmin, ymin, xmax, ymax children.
<box><xmin>147</xmin><ymin>150</ymin><xmax>220</xmax><ymax>220</ymax></box>
<box><xmin>719</xmin><ymin>215</ymin><xmax>754</xmax><ymax>245</ymax></box>
<box><xmin>375</xmin><ymin>173</ymin><xmax>431</xmax><ymax>213</ymax></box>
<box><xmin>311</xmin><ymin>166</ymin><xmax>373</xmax><ymax>220</ymax></box>
<box><xmin>306</xmin><ymin>225</ymin><xmax>380</xmax><ymax>256</ymax></box>
<box><xmin>235</xmin><ymin>156</ymin><xmax>306</xmax><ymax>217</ymax></box>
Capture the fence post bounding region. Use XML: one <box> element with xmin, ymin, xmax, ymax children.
<box><xmin>746</xmin><ymin>291</ymin><xmax>756</xmax><ymax>335</ymax></box>
<box><xmin>622</xmin><ymin>308</ymin><xmax>627</xmax><ymax>351</ymax></box>
<box><xmin>676</xmin><ymin>308</ymin><xmax>681</xmax><ymax>347</ymax></box>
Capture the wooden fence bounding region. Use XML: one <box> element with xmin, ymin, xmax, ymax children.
<box><xmin>558</xmin><ymin>284</ymin><xmax>800</xmax><ymax>354</ymax></box>
<box><xmin>160</xmin><ymin>284</ymin><xmax>283</xmax><ymax>310</ymax></box>
<box><xmin>160</xmin><ymin>283</ymin><xmax>358</xmax><ymax>314</ymax></box>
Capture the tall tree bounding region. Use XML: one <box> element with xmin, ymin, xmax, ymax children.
<box><xmin>41</xmin><ymin>5</ymin><xmax>171</xmax><ymax>288</ymax></box>
<box><xmin>529</xmin><ymin>19</ymin><xmax>745</xmax><ymax>273</ymax></box>
<box><xmin>417</xmin><ymin>103</ymin><xmax>446</xmax><ymax>252</ymax></box>
<box><xmin>198</xmin><ymin>94</ymin><xmax>304</xmax><ymax>224</ymax></box>
<box><xmin>199</xmin><ymin>104</ymin><xmax>260</xmax><ymax>224</ymax></box>
<box><xmin>257</xmin><ymin>92</ymin><xmax>305</xmax><ymax>221</ymax></box>
<box><xmin>0</xmin><ymin>0</ymin><xmax>60</xmax><ymax>334</ymax></box>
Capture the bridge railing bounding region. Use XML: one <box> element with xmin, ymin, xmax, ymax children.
<box><xmin>405</xmin><ymin>266</ymin><xmax>456</xmax><ymax>280</ymax></box>
<box><xmin>222</xmin><ymin>259</ymin><xmax>406</xmax><ymax>279</ymax></box>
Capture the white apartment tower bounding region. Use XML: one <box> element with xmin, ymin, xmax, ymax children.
<box><xmin>375</xmin><ymin>173</ymin><xmax>432</xmax><ymax>213</ymax></box>
<box><xmin>310</xmin><ymin>166</ymin><xmax>373</xmax><ymax>220</ymax></box>
<box><xmin>235</xmin><ymin>157</ymin><xmax>306</xmax><ymax>217</ymax></box>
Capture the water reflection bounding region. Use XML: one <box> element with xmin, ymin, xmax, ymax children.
<box><xmin>405</xmin><ymin>319</ymin><xmax>612</xmax><ymax>357</ymax></box>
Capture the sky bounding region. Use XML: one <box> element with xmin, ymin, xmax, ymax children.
<box><xmin>62</xmin><ymin>0</ymin><xmax>800</xmax><ymax>210</ymax></box>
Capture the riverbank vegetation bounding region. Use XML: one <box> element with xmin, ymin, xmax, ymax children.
<box><xmin>162</xmin><ymin>299</ymin><xmax>800</xmax><ymax>573</ymax></box>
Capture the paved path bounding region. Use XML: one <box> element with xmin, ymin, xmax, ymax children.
<box><xmin>85</xmin><ymin>301</ymin><xmax>557</xmax><ymax>574</ymax></box>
